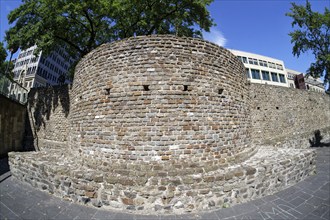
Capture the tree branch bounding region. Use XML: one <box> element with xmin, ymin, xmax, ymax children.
<box><xmin>54</xmin><ymin>34</ymin><xmax>85</xmax><ymax>55</ymax></box>
<box><xmin>83</xmin><ymin>9</ymin><xmax>96</xmax><ymax>51</ymax></box>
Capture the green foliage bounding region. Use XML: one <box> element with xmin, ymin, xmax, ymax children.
<box><xmin>5</xmin><ymin>0</ymin><xmax>214</xmax><ymax>74</ymax></box>
<box><xmin>286</xmin><ymin>1</ymin><xmax>330</xmax><ymax>90</ymax></box>
<box><xmin>0</xmin><ymin>42</ymin><xmax>15</xmax><ymax>78</ymax></box>
<box><xmin>0</xmin><ymin>42</ymin><xmax>7</xmax><ymax>64</ymax></box>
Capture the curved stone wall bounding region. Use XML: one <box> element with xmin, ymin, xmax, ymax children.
<box><xmin>69</xmin><ymin>35</ymin><xmax>253</xmax><ymax>172</ymax></box>
<box><xmin>8</xmin><ymin>35</ymin><xmax>319</xmax><ymax>214</ymax></box>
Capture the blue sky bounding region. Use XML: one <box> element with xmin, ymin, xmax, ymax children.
<box><xmin>1</xmin><ymin>0</ymin><xmax>329</xmax><ymax>74</ymax></box>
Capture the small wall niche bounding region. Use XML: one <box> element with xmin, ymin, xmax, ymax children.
<box><xmin>276</xmin><ymin>107</ymin><xmax>279</xmax><ymax>110</ymax></box>
<box><xmin>183</xmin><ymin>85</ymin><xmax>189</xmax><ymax>91</ymax></box>
<box><xmin>143</xmin><ymin>85</ymin><xmax>150</xmax><ymax>91</ymax></box>
<box><xmin>105</xmin><ymin>88</ymin><xmax>111</xmax><ymax>95</ymax></box>
<box><xmin>218</xmin><ymin>88</ymin><xmax>224</xmax><ymax>95</ymax></box>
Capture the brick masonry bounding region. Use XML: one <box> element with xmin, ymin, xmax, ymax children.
<box><xmin>26</xmin><ymin>85</ymin><xmax>70</xmax><ymax>150</ymax></box>
<box><xmin>250</xmin><ymin>83</ymin><xmax>330</xmax><ymax>147</ymax></box>
<box><xmin>8</xmin><ymin>35</ymin><xmax>330</xmax><ymax>214</ymax></box>
<box><xmin>0</xmin><ymin>94</ymin><xmax>26</xmax><ymax>157</ymax></box>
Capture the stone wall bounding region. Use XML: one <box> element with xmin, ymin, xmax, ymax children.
<box><xmin>69</xmin><ymin>35</ymin><xmax>253</xmax><ymax>168</ymax></box>
<box><xmin>9</xmin><ymin>35</ymin><xmax>329</xmax><ymax>214</ymax></box>
<box><xmin>27</xmin><ymin>85</ymin><xmax>71</xmax><ymax>150</ymax></box>
<box><xmin>8</xmin><ymin>145</ymin><xmax>316</xmax><ymax>213</ymax></box>
<box><xmin>0</xmin><ymin>94</ymin><xmax>26</xmax><ymax>157</ymax></box>
<box><xmin>250</xmin><ymin>84</ymin><xmax>330</xmax><ymax>146</ymax></box>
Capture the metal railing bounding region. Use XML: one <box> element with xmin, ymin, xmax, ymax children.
<box><xmin>0</xmin><ymin>73</ymin><xmax>28</xmax><ymax>105</ymax></box>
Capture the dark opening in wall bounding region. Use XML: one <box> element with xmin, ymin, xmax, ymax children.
<box><xmin>183</xmin><ymin>85</ymin><xmax>188</xmax><ymax>91</ymax></box>
<box><xmin>257</xmin><ymin>107</ymin><xmax>260</xmax><ymax>110</ymax></box>
<box><xmin>105</xmin><ymin>88</ymin><xmax>111</xmax><ymax>95</ymax></box>
<box><xmin>218</xmin><ymin>88</ymin><xmax>224</xmax><ymax>95</ymax></box>
<box><xmin>143</xmin><ymin>85</ymin><xmax>150</xmax><ymax>91</ymax></box>
<box><xmin>276</xmin><ymin>107</ymin><xmax>279</xmax><ymax>110</ymax></box>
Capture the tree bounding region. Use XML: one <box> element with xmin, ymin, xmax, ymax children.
<box><xmin>0</xmin><ymin>42</ymin><xmax>15</xmax><ymax>77</ymax></box>
<box><xmin>5</xmin><ymin>0</ymin><xmax>214</xmax><ymax>76</ymax></box>
<box><xmin>286</xmin><ymin>1</ymin><xmax>330</xmax><ymax>91</ymax></box>
<box><xmin>0</xmin><ymin>42</ymin><xmax>13</xmax><ymax>94</ymax></box>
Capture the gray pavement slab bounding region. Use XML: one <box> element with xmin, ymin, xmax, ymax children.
<box><xmin>1</xmin><ymin>147</ymin><xmax>329</xmax><ymax>220</ymax></box>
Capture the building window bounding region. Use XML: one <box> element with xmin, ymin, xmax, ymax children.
<box><xmin>259</xmin><ymin>60</ymin><xmax>268</xmax><ymax>67</ymax></box>
<box><xmin>271</xmin><ymin>72</ymin><xmax>279</xmax><ymax>82</ymax></box>
<box><xmin>306</xmin><ymin>85</ymin><xmax>310</xmax><ymax>90</ymax></box>
<box><xmin>290</xmin><ymin>83</ymin><xmax>294</xmax><ymax>88</ymax></box>
<box><xmin>246</xmin><ymin>68</ymin><xmax>250</xmax><ymax>78</ymax></box>
<box><xmin>249</xmin><ymin>58</ymin><xmax>258</xmax><ymax>65</ymax></box>
<box><xmin>237</xmin><ymin>56</ymin><xmax>247</xmax><ymax>64</ymax></box>
<box><xmin>279</xmin><ymin>74</ymin><xmax>286</xmax><ymax>83</ymax></box>
<box><xmin>268</xmin><ymin>62</ymin><xmax>276</xmax><ymax>69</ymax></box>
<box><xmin>251</xmin><ymin>69</ymin><xmax>261</xmax><ymax>79</ymax></box>
<box><xmin>276</xmin><ymin>64</ymin><xmax>283</xmax><ymax>70</ymax></box>
<box><xmin>261</xmin><ymin>71</ymin><xmax>270</xmax><ymax>81</ymax></box>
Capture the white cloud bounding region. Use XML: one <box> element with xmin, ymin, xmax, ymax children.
<box><xmin>203</xmin><ymin>28</ymin><xmax>227</xmax><ymax>47</ymax></box>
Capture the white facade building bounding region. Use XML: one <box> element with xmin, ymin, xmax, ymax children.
<box><xmin>230</xmin><ymin>49</ymin><xmax>325</xmax><ymax>93</ymax></box>
<box><xmin>12</xmin><ymin>45</ymin><xmax>74</xmax><ymax>93</ymax></box>
<box><xmin>229</xmin><ymin>49</ymin><xmax>289</xmax><ymax>88</ymax></box>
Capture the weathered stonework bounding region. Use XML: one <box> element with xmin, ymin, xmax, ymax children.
<box><xmin>0</xmin><ymin>94</ymin><xmax>26</xmax><ymax>157</ymax></box>
<box><xmin>8</xmin><ymin>35</ymin><xmax>328</xmax><ymax>214</ymax></box>
<box><xmin>26</xmin><ymin>85</ymin><xmax>71</xmax><ymax>150</ymax></box>
<box><xmin>69</xmin><ymin>35</ymin><xmax>253</xmax><ymax>167</ymax></box>
<box><xmin>9</xmin><ymin>146</ymin><xmax>316</xmax><ymax>213</ymax></box>
<box><xmin>250</xmin><ymin>83</ymin><xmax>330</xmax><ymax>147</ymax></box>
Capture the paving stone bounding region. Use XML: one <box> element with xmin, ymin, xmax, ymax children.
<box><xmin>0</xmin><ymin>202</ymin><xmax>21</xmax><ymax>219</ymax></box>
<box><xmin>306</xmin><ymin>196</ymin><xmax>328</xmax><ymax>207</ymax></box>
<box><xmin>313</xmin><ymin>189</ymin><xmax>330</xmax><ymax>200</ymax></box>
<box><xmin>199</xmin><ymin>212</ymin><xmax>219</xmax><ymax>220</ymax></box>
<box><xmin>289</xmin><ymin>197</ymin><xmax>305</xmax><ymax>207</ymax></box>
<box><xmin>136</xmin><ymin>214</ymin><xmax>161</xmax><ymax>220</ymax></box>
<box><xmin>271</xmin><ymin>198</ymin><xmax>295</xmax><ymax>211</ymax></box>
<box><xmin>235</xmin><ymin>211</ymin><xmax>264</xmax><ymax>220</ymax></box>
<box><xmin>295</xmin><ymin>203</ymin><xmax>316</xmax><ymax>214</ymax></box>
<box><xmin>230</xmin><ymin>202</ymin><xmax>258</xmax><ymax>215</ymax></box>
<box><xmin>302</xmin><ymin>213</ymin><xmax>324</xmax><ymax>220</ymax></box>
<box><xmin>250</xmin><ymin>198</ymin><xmax>266</xmax><ymax>206</ymax></box>
<box><xmin>160</xmin><ymin>215</ymin><xmax>177</xmax><ymax>220</ymax></box>
<box><xmin>321</xmin><ymin>210</ymin><xmax>330</xmax><ymax>220</ymax></box>
<box><xmin>92</xmin><ymin>210</ymin><xmax>118</xmax><ymax>220</ymax></box>
<box><xmin>19</xmin><ymin>207</ymin><xmax>47</xmax><ymax>220</ymax></box>
<box><xmin>312</xmin><ymin>204</ymin><xmax>329</xmax><ymax>218</ymax></box>
<box><xmin>261</xmin><ymin>194</ymin><xmax>280</xmax><ymax>203</ymax></box>
<box><xmin>175</xmin><ymin>214</ymin><xmax>201</xmax><ymax>219</ymax></box>
<box><xmin>215</xmin><ymin>207</ymin><xmax>235</xmax><ymax>219</ymax></box>
<box><xmin>53</xmin><ymin>204</ymin><xmax>97</xmax><ymax>220</ymax></box>
<box><xmin>113</xmin><ymin>213</ymin><xmax>136</xmax><ymax>220</ymax></box>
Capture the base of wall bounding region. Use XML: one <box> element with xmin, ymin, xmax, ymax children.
<box><xmin>256</xmin><ymin>127</ymin><xmax>330</xmax><ymax>149</ymax></box>
<box><xmin>8</xmin><ymin>146</ymin><xmax>316</xmax><ymax>214</ymax></box>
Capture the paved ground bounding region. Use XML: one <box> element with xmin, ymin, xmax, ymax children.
<box><xmin>0</xmin><ymin>147</ymin><xmax>329</xmax><ymax>220</ymax></box>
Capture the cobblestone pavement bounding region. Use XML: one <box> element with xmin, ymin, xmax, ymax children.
<box><xmin>0</xmin><ymin>147</ymin><xmax>329</xmax><ymax>220</ymax></box>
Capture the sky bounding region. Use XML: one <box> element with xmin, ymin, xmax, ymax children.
<box><xmin>0</xmin><ymin>0</ymin><xmax>329</xmax><ymax>74</ymax></box>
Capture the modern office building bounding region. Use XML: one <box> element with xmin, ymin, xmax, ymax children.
<box><xmin>229</xmin><ymin>49</ymin><xmax>325</xmax><ymax>93</ymax></box>
<box><xmin>229</xmin><ymin>49</ymin><xmax>289</xmax><ymax>88</ymax></box>
<box><xmin>11</xmin><ymin>45</ymin><xmax>74</xmax><ymax>101</ymax></box>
